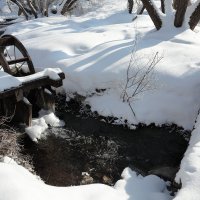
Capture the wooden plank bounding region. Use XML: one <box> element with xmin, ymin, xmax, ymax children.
<box><xmin>0</xmin><ymin>72</ymin><xmax>65</xmax><ymax>99</ymax></box>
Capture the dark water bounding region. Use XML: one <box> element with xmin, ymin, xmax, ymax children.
<box><xmin>21</xmin><ymin>110</ymin><xmax>189</xmax><ymax>187</ymax></box>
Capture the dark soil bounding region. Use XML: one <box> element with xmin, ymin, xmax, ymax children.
<box><xmin>20</xmin><ymin>97</ymin><xmax>190</xmax><ymax>187</ymax></box>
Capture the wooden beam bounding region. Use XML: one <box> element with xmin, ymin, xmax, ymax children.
<box><xmin>0</xmin><ymin>72</ymin><xmax>65</xmax><ymax>99</ymax></box>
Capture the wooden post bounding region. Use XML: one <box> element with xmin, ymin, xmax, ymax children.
<box><xmin>35</xmin><ymin>88</ymin><xmax>55</xmax><ymax>112</ymax></box>
<box><xmin>13</xmin><ymin>98</ymin><xmax>32</xmax><ymax>126</ymax></box>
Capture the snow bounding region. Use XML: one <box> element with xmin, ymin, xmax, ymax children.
<box><xmin>4</xmin><ymin>9</ymin><xmax>200</xmax><ymax>129</ymax></box>
<box><xmin>0</xmin><ymin>0</ymin><xmax>19</xmax><ymax>19</ymax></box>
<box><xmin>174</xmin><ymin>113</ymin><xmax>200</xmax><ymax>200</ymax></box>
<box><xmin>19</xmin><ymin>68</ymin><xmax>62</xmax><ymax>81</ymax></box>
<box><xmin>1</xmin><ymin>0</ymin><xmax>200</xmax><ymax>199</ymax></box>
<box><xmin>0</xmin><ymin>71</ymin><xmax>21</xmax><ymax>92</ymax></box>
<box><xmin>25</xmin><ymin>110</ymin><xmax>65</xmax><ymax>142</ymax></box>
<box><xmin>0</xmin><ymin>159</ymin><xmax>171</xmax><ymax>200</ymax></box>
<box><xmin>0</xmin><ymin>68</ymin><xmax>62</xmax><ymax>92</ymax></box>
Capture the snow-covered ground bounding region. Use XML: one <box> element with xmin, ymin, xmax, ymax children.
<box><xmin>1</xmin><ymin>0</ymin><xmax>200</xmax><ymax>199</ymax></box>
<box><xmin>0</xmin><ymin>0</ymin><xmax>19</xmax><ymax>20</ymax></box>
<box><xmin>0</xmin><ymin>157</ymin><xmax>171</xmax><ymax>200</ymax></box>
<box><xmin>4</xmin><ymin>0</ymin><xmax>200</xmax><ymax>130</ymax></box>
<box><xmin>174</xmin><ymin>113</ymin><xmax>200</xmax><ymax>200</ymax></box>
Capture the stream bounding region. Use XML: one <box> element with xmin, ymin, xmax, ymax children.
<box><xmin>20</xmin><ymin>98</ymin><xmax>190</xmax><ymax>187</ymax></box>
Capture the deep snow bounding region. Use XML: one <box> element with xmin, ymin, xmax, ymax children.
<box><xmin>4</xmin><ymin>2</ymin><xmax>200</xmax><ymax>130</ymax></box>
<box><xmin>1</xmin><ymin>0</ymin><xmax>200</xmax><ymax>199</ymax></box>
<box><xmin>0</xmin><ymin>157</ymin><xmax>171</xmax><ymax>200</ymax></box>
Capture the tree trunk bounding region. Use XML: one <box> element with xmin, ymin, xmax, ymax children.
<box><xmin>174</xmin><ymin>0</ymin><xmax>189</xmax><ymax>27</ymax></box>
<box><xmin>173</xmin><ymin>0</ymin><xmax>178</xmax><ymax>9</ymax></box>
<box><xmin>43</xmin><ymin>0</ymin><xmax>51</xmax><ymax>17</ymax></box>
<box><xmin>61</xmin><ymin>0</ymin><xmax>78</xmax><ymax>15</ymax></box>
<box><xmin>10</xmin><ymin>0</ymin><xmax>29</xmax><ymax>20</ymax></box>
<box><xmin>45</xmin><ymin>0</ymin><xmax>51</xmax><ymax>17</ymax></box>
<box><xmin>127</xmin><ymin>0</ymin><xmax>134</xmax><ymax>14</ymax></box>
<box><xmin>161</xmin><ymin>0</ymin><xmax>165</xmax><ymax>13</ymax></box>
<box><xmin>27</xmin><ymin>0</ymin><xmax>38</xmax><ymax>18</ymax></box>
<box><xmin>138</xmin><ymin>5</ymin><xmax>145</xmax><ymax>15</ymax></box>
<box><xmin>189</xmin><ymin>2</ymin><xmax>200</xmax><ymax>30</ymax></box>
<box><xmin>140</xmin><ymin>0</ymin><xmax>162</xmax><ymax>30</ymax></box>
<box><xmin>32</xmin><ymin>0</ymin><xmax>40</xmax><ymax>12</ymax></box>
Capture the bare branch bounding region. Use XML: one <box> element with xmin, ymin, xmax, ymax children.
<box><xmin>122</xmin><ymin>48</ymin><xmax>162</xmax><ymax>117</ymax></box>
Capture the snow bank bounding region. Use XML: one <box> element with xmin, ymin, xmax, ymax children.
<box><xmin>174</xmin><ymin>113</ymin><xmax>200</xmax><ymax>200</ymax></box>
<box><xmin>4</xmin><ymin>1</ymin><xmax>200</xmax><ymax>130</ymax></box>
<box><xmin>0</xmin><ymin>159</ymin><xmax>171</xmax><ymax>200</ymax></box>
<box><xmin>25</xmin><ymin>110</ymin><xmax>65</xmax><ymax>142</ymax></box>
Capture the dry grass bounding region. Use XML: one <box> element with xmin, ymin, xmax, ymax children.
<box><xmin>0</xmin><ymin>129</ymin><xmax>19</xmax><ymax>158</ymax></box>
<box><xmin>0</xmin><ymin>117</ymin><xmax>34</xmax><ymax>172</ymax></box>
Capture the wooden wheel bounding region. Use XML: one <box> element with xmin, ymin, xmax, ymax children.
<box><xmin>0</xmin><ymin>34</ymin><xmax>35</xmax><ymax>76</ymax></box>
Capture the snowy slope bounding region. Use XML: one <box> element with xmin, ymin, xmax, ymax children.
<box><xmin>174</xmin><ymin>113</ymin><xmax>200</xmax><ymax>200</ymax></box>
<box><xmin>0</xmin><ymin>157</ymin><xmax>171</xmax><ymax>200</ymax></box>
<box><xmin>4</xmin><ymin>0</ymin><xmax>200</xmax><ymax>130</ymax></box>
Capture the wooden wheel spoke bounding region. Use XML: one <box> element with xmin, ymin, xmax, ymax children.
<box><xmin>0</xmin><ymin>35</ymin><xmax>35</xmax><ymax>76</ymax></box>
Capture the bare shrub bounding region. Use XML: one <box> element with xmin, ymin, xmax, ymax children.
<box><xmin>121</xmin><ymin>46</ymin><xmax>162</xmax><ymax>116</ymax></box>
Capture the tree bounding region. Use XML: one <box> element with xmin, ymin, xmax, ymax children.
<box><xmin>140</xmin><ymin>0</ymin><xmax>200</xmax><ymax>30</ymax></box>
<box><xmin>7</xmin><ymin>0</ymin><xmax>79</xmax><ymax>19</ymax></box>
<box><xmin>60</xmin><ymin>0</ymin><xmax>78</xmax><ymax>15</ymax></box>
